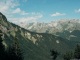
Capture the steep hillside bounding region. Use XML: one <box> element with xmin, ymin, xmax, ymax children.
<box><xmin>56</xmin><ymin>30</ymin><xmax>80</xmax><ymax>42</ymax></box>
<box><xmin>0</xmin><ymin>12</ymin><xmax>79</xmax><ymax>60</ymax></box>
<box><xmin>19</xmin><ymin>19</ymin><xmax>80</xmax><ymax>43</ymax></box>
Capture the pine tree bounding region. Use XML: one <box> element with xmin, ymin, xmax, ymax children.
<box><xmin>74</xmin><ymin>44</ymin><xmax>80</xmax><ymax>59</ymax></box>
<box><xmin>63</xmin><ymin>51</ymin><xmax>73</xmax><ymax>60</ymax></box>
<box><xmin>8</xmin><ymin>36</ymin><xmax>23</xmax><ymax>60</ymax></box>
<box><xmin>50</xmin><ymin>49</ymin><xmax>59</xmax><ymax>60</ymax></box>
<box><xmin>63</xmin><ymin>44</ymin><xmax>80</xmax><ymax>60</ymax></box>
<box><xmin>0</xmin><ymin>30</ymin><xmax>6</xmax><ymax>60</ymax></box>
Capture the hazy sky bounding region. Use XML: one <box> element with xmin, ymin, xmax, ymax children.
<box><xmin>0</xmin><ymin>0</ymin><xmax>80</xmax><ymax>24</ymax></box>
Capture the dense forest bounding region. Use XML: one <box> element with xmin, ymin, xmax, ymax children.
<box><xmin>0</xmin><ymin>30</ymin><xmax>23</xmax><ymax>60</ymax></box>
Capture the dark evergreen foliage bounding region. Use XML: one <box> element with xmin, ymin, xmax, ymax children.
<box><xmin>7</xmin><ymin>36</ymin><xmax>23</xmax><ymax>60</ymax></box>
<box><xmin>0</xmin><ymin>31</ymin><xmax>23</xmax><ymax>60</ymax></box>
<box><xmin>63</xmin><ymin>52</ymin><xmax>73</xmax><ymax>60</ymax></box>
<box><xmin>50</xmin><ymin>49</ymin><xmax>59</xmax><ymax>60</ymax></box>
<box><xmin>0</xmin><ymin>30</ymin><xmax>7</xmax><ymax>60</ymax></box>
<box><xmin>74</xmin><ymin>44</ymin><xmax>80</xmax><ymax>59</ymax></box>
<box><xmin>63</xmin><ymin>44</ymin><xmax>80</xmax><ymax>60</ymax></box>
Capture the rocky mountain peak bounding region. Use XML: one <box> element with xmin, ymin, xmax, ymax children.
<box><xmin>19</xmin><ymin>19</ymin><xmax>80</xmax><ymax>34</ymax></box>
<box><xmin>0</xmin><ymin>12</ymin><xmax>7</xmax><ymax>22</ymax></box>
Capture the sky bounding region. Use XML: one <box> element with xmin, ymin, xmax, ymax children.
<box><xmin>0</xmin><ymin>0</ymin><xmax>80</xmax><ymax>24</ymax></box>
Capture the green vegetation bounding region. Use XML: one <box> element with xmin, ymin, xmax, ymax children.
<box><xmin>0</xmin><ymin>12</ymin><xmax>80</xmax><ymax>60</ymax></box>
<box><xmin>50</xmin><ymin>49</ymin><xmax>59</xmax><ymax>60</ymax></box>
<box><xmin>63</xmin><ymin>44</ymin><xmax>80</xmax><ymax>60</ymax></box>
<box><xmin>0</xmin><ymin>30</ymin><xmax>23</xmax><ymax>60</ymax></box>
<box><xmin>63</xmin><ymin>51</ymin><xmax>73</xmax><ymax>60</ymax></box>
<box><xmin>74</xmin><ymin>44</ymin><xmax>80</xmax><ymax>59</ymax></box>
<box><xmin>0</xmin><ymin>30</ymin><xmax>6</xmax><ymax>60</ymax></box>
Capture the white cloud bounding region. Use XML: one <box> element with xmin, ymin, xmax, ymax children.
<box><xmin>0</xmin><ymin>0</ymin><xmax>43</xmax><ymax>25</ymax></box>
<box><xmin>0</xmin><ymin>6</ymin><xmax>9</xmax><ymax>13</ymax></box>
<box><xmin>75</xmin><ymin>9</ymin><xmax>80</xmax><ymax>13</ymax></box>
<box><xmin>0</xmin><ymin>2</ymin><xmax>9</xmax><ymax>13</ymax></box>
<box><xmin>51</xmin><ymin>12</ymin><xmax>66</xmax><ymax>17</ymax></box>
<box><xmin>9</xmin><ymin>14</ymin><xmax>43</xmax><ymax>24</ymax></box>
<box><xmin>12</xmin><ymin>8</ymin><xmax>21</xmax><ymax>13</ymax></box>
<box><xmin>0</xmin><ymin>0</ymin><xmax>28</xmax><ymax>19</ymax></box>
<box><xmin>12</xmin><ymin>8</ymin><xmax>28</xmax><ymax>15</ymax></box>
<box><xmin>0</xmin><ymin>0</ymin><xmax>19</xmax><ymax>13</ymax></box>
<box><xmin>21</xmin><ymin>11</ymin><xmax>29</xmax><ymax>15</ymax></box>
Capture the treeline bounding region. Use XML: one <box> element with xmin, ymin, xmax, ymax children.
<box><xmin>63</xmin><ymin>44</ymin><xmax>80</xmax><ymax>60</ymax></box>
<box><xmin>0</xmin><ymin>30</ymin><xmax>23</xmax><ymax>60</ymax></box>
<box><xmin>50</xmin><ymin>44</ymin><xmax>80</xmax><ymax>60</ymax></box>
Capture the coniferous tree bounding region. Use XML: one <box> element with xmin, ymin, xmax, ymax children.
<box><xmin>63</xmin><ymin>44</ymin><xmax>80</xmax><ymax>60</ymax></box>
<box><xmin>8</xmin><ymin>36</ymin><xmax>23</xmax><ymax>60</ymax></box>
<box><xmin>74</xmin><ymin>44</ymin><xmax>80</xmax><ymax>59</ymax></box>
<box><xmin>50</xmin><ymin>49</ymin><xmax>59</xmax><ymax>60</ymax></box>
<box><xmin>63</xmin><ymin>51</ymin><xmax>73</xmax><ymax>60</ymax></box>
<box><xmin>0</xmin><ymin>30</ymin><xmax>6</xmax><ymax>60</ymax></box>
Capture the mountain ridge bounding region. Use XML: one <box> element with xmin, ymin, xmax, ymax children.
<box><xmin>0</xmin><ymin>12</ymin><xmax>80</xmax><ymax>60</ymax></box>
<box><xmin>20</xmin><ymin>19</ymin><xmax>80</xmax><ymax>34</ymax></box>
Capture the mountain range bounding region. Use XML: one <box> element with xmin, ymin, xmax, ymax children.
<box><xmin>0</xmin><ymin>12</ymin><xmax>80</xmax><ymax>60</ymax></box>
<box><xmin>19</xmin><ymin>19</ymin><xmax>80</xmax><ymax>42</ymax></box>
<box><xmin>20</xmin><ymin>19</ymin><xmax>80</xmax><ymax>34</ymax></box>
